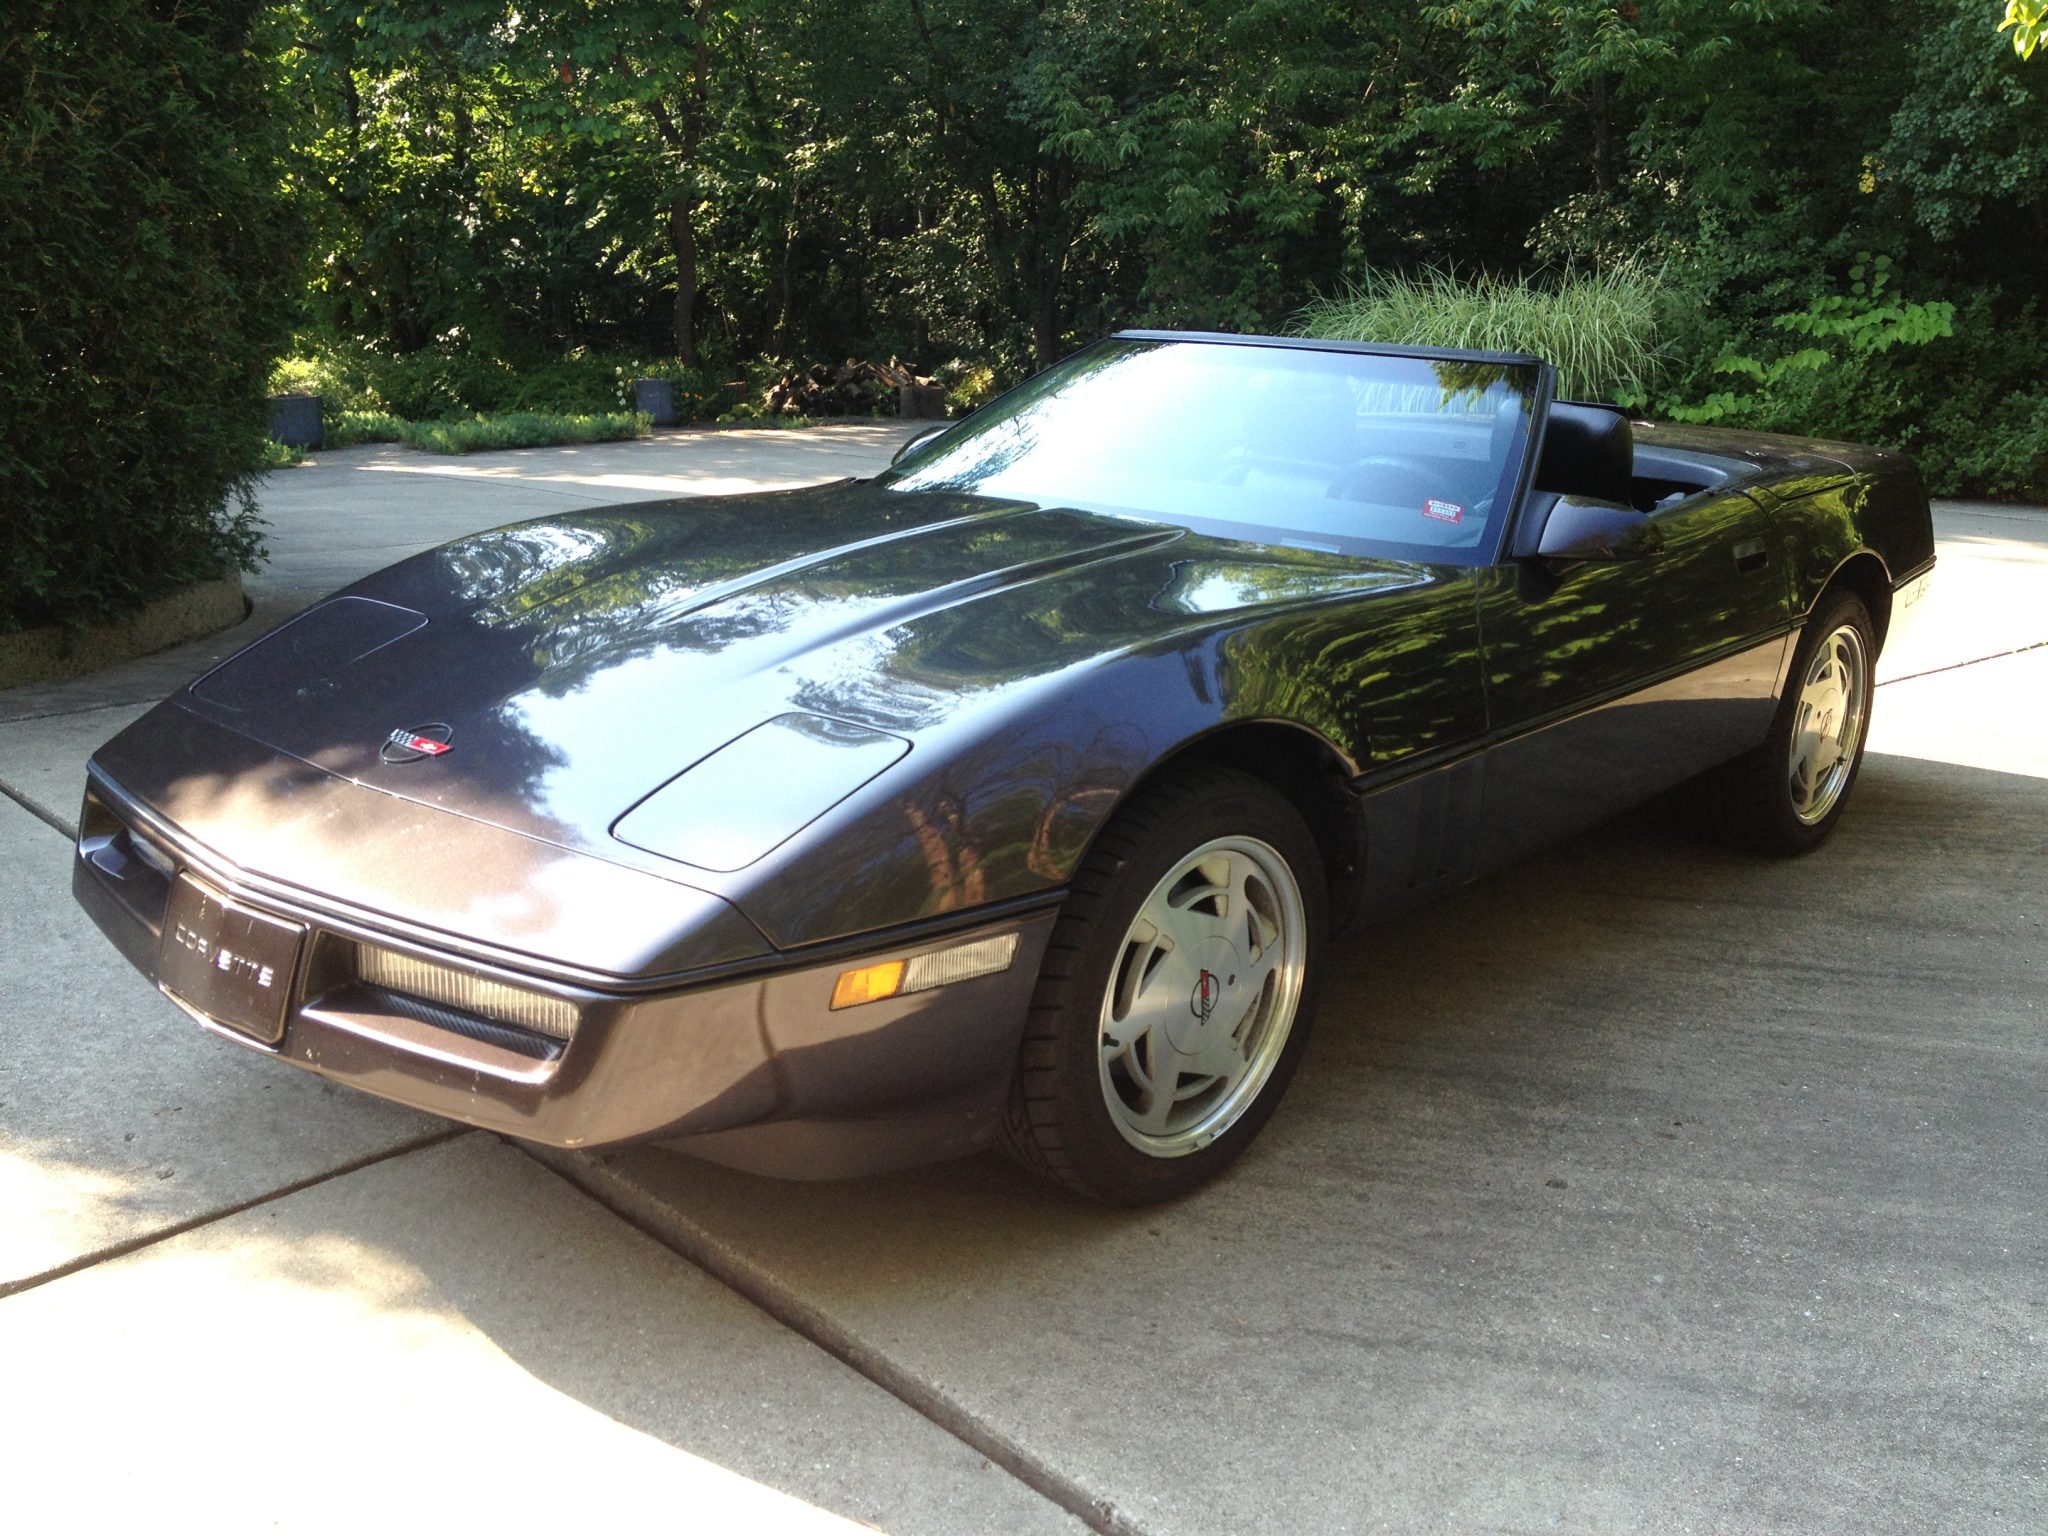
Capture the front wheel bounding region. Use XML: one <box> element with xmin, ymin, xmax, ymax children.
<box><xmin>1692</xmin><ymin>590</ymin><xmax>1876</xmax><ymax>854</ymax></box>
<box><xmin>997</xmin><ymin>765</ymin><xmax>1325</xmax><ymax>1203</ymax></box>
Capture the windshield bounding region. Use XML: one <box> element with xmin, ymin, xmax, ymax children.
<box><xmin>880</xmin><ymin>339</ymin><xmax>1539</xmax><ymax>562</ymax></box>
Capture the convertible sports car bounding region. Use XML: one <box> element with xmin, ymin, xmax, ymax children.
<box><xmin>73</xmin><ymin>332</ymin><xmax>1934</xmax><ymax>1203</ymax></box>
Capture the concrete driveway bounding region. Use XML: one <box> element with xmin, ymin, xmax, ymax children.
<box><xmin>2</xmin><ymin>428</ymin><xmax>2040</xmax><ymax>1533</ymax></box>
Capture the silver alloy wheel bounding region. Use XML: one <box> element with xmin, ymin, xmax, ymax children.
<box><xmin>1096</xmin><ymin>835</ymin><xmax>1308</xmax><ymax>1157</ymax></box>
<box><xmin>1787</xmin><ymin>621</ymin><xmax>1870</xmax><ymax>825</ymax></box>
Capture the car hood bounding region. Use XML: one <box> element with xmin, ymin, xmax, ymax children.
<box><xmin>175</xmin><ymin>480</ymin><xmax>1424</xmax><ymax>876</ymax></box>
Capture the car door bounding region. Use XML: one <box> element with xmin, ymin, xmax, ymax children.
<box><xmin>1470</xmin><ymin>478</ymin><xmax>1795</xmax><ymax>867</ymax></box>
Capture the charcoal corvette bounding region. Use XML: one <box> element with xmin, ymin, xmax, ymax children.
<box><xmin>74</xmin><ymin>332</ymin><xmax>1934</xmax><ymax>1202</ymax></box>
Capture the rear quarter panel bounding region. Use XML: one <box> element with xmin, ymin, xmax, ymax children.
<box><xmin>1745</xmin><ymin>449</ymin><xmax>1936</xmax><ymax>627</ymax></box>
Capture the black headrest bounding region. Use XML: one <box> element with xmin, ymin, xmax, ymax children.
<box><xmin>1534</xmin><ymin>403</ymin><xmax>1633</xmax><ymax>503</ymax></box>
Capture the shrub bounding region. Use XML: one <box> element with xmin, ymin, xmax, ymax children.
<box><xmin>311</xmin><ymin>407</ymin><xmax>643</xmax><ymax>454</ymax></box>
<box><xmin>1659</xmin><ymin>255</ymin><xmax>1955</xmax><ymax>437</ymax></box>
<box><xmin>326</xmin><ymin>411</ymin><xmax>406</xmax><ymax>448</ymax></box>
<box><xmin>1293</xmin><ymin>264</ymin><xmax>1667</xmax><ymax>402</ymax></box>
<box><xmin>1926</xmin><ymin>391</ymin><xmax>2048</xmax><ymax>501</ymax></box>
<box><xmin>936</xmin><ymin>359</ymin><xmax>1001</xmax><ymax>416</ymax></box>
<box><xmin>394</xmin><ymin>412</ymin><xmax>649</xmax><ymax>454</ymax></box>
<box><xmin>1654</xmin><ymin>262</ymin><xmax>2048</xmax><ymax>499</ymax></box>
<box><xmin>2</xmin><ymin>3</ymin><xmax>300</xmax><ymax>632</ymax></box>
<box><xmin>267</xmin><ymin>344</ymin><xmax>740</xmax><ymax>422</ymax></box>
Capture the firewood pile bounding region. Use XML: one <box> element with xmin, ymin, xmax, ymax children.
<box><xmin>763</xmin><ymin>357</ymin><xmax>947</xmax><ymax>418</ymax></box>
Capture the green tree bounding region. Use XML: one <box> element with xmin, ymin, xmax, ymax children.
<box><xmin>532</xmin><ymin>0</ymin><xmax>757</xmax><ymax>364</ymax></box>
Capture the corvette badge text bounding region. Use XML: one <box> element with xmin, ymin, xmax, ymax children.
<box><xmin>170</xmin><ymin>919</ymin><xmax>277</xmax><ymax>990</ymax></box>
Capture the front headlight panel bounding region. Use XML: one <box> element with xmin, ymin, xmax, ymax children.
<box><xmin>352</xmin><ymin>941</ymin><xmax>581</xmax><ymax>1042</ymax></box>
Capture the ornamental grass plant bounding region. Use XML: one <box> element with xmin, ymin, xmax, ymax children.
<box><xmin>1294</xmin><ymin>264</ymin><xmax>1667</xmax><ymax>403</ymax></box>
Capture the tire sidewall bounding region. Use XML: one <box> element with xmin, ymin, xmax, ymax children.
<box><xmin>1767</xmin><ymin>591</ymin><xmax>1876</xmax><ymax>851</ymax></box>
<box><xmin>1038</xmin><ymin>771</ymin><xmax>1327</xmax><ymax>1203</ymax></box>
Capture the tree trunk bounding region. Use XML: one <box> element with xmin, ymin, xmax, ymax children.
<box><xmin>670</xmin><ymin>198</ymin><xmax>699</xmax><ymax>366</ymax></box>
<box><xmin>617</xmin><ymin>1</ymin><xmax>712</xmax><ymax>365</ymax></box>
<box><xmin>1590</xmin><ymin>75</ymin><xmax>1612</xmax><ymax>195</ymax></box>
<box><xmin>1031</xmin><ymin>287</ymin><xmax>1060</xmax><ymax>372</ymax></box>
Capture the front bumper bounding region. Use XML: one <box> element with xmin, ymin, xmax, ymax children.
<box><xmin>74</xmin><ymin>771</ymin><xmax>1055</xmax><ymax>1169</ymax></box>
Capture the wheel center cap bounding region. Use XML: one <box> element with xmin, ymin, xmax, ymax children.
<box><xmin>1168</xmin><ymin>937</ymin><xmax>1241</xmax><ymax>1053</ymax></box>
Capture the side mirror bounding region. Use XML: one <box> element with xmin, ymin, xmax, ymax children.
<box><xmin>890</xmin><ymin>424</ymin><xmax>949</xmax><ymax>467</ymax></box>
<box><xmin>1535</xmin><ymin>498</ymin><xmax>1660</xmax><ymax>561</ymax></box>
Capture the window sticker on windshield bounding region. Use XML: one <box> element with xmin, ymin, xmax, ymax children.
<box><xmin>1423</xmin><ymin>498</ymin><xmax>1465</xmax><ymax>524</ymax></box>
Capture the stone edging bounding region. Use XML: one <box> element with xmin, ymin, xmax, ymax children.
<box><xmin>0</xmin><ymin>574</ymin><xmax>247</xmax><ymax>690</ymax></box>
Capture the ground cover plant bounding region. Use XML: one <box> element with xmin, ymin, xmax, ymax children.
<box><xmin>391</xmin><ymin>412</ymin><xmax>648</xmax><ymax>454</ymax></box>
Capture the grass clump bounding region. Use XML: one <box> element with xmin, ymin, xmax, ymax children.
<box><xmin>1294</xmin><ymin>264</ymin><xmax>1666</xmax><ymax>402</ymax></box>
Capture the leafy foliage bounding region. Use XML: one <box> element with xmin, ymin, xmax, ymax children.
<box><xmin>2004</xmin><ymin>1</ymin><xmax>2048</xmax><ymax>59</ymax></box>
<box><xmin>14</xmin><ymin>0</ymin><xmax>2048</xmax><ymax>640</ymax></box>
<box><xmin>1665</xmin><ymin>255</ymin><xmax>1955</xmax><ymax>426</ymax></box>
<box><xmin>2</xmin><ymin>2</ymin><xmax>299</xmax><ymax>632</ymax></box>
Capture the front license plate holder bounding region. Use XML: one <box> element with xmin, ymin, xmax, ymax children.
<box><xmin>159</xmin><ymin>875</ymin><xmax>305</xmax><ymax>1044</ymax></box>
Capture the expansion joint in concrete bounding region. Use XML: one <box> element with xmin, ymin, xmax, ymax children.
<box><xmin>0</xmin><ymin>1127</ymin><xmax>472</xmax><ymax>1301</ymax></box>
<box><xmin>1876</xmin><ymin>635</ymin><xmax>2048</xmax><ymax>688</ymax></box>
<box><xmin>0</xmin><ymin>777</ymin><xmax>74</xmax><ymax>840</ymax></box>
<box><xmin>528</xmin><ymin>1145</ymin><xmax>1160</xmax><ymax>1536</ymax></box>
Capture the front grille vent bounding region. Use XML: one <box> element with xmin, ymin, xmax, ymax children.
<box><xmin>357</xmin><ymin>987</ymin><xmax>565</xmax><ymax>1062</ymax></box>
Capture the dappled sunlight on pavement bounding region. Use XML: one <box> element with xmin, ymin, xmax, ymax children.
<box><xmin>1869</xmin><ymin>512</ymin><xmax>2048</xmax><ymax>779</ymax></box>
<box><xmin>0</xmin><ymin>1142</ymin><xmax>146</xmax><ymax>1283</ymax></box>
<box><xmin>5</xmin><ymin>1237</ymin><xmax>870</xmax><ymax>1531</ymax></box>
<box><xmin>1869</xmin><ymin>646</ymin><xmax>2048</xmax><ymax>780</ymax></box>
<box><xmin>329</xmin><ymin>422</ymin><xmax>924</xmax><ymax>500</ymax></box>
<box><xmin>0</xmin><ymin>1135</ymin><xmax>1076</xmax><ymax>1535</ymax></box>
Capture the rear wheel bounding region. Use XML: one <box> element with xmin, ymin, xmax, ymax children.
<box><xmin>1693</xmin><ymin>590</ymin><xmax>1876</xmax><ymax>853</ymax></box>
<box><xmin>998</xmin><ymin>765</ymin><xmax>1325</xmax><ymax>1203</ymax></box>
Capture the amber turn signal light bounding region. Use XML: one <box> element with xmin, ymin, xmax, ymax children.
<box><xmin>830</xmin><ymin>959</ymin><xmax>906</xmax><ymax>1010</ymax></box>
<box><xmin>829</xmin><ymin>933</ymin><xmax>1020</xmax><ymax>1010</ymax></box>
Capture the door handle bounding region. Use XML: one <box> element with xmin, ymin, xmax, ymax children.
<box><xmin>1733</xmin><ymin>539</ymin><xmax>1769</xmax><ymax>574</ymax></box>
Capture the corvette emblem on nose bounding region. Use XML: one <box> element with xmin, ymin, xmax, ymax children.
<box><xmin>381</xmin><ymin>724</ymin><xmax>453</xmax><ymax>763</ymax></box>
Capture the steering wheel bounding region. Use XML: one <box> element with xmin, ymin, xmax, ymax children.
<box><xmin>1327</xmin><ymin>455</ymin><xmax>1438</xmax><ymax>504</ymax></box>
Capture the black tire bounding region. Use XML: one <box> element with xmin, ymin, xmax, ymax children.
<box><xmin>1690</xmin><ymin>590</ymin><xmax>1877</xmax><ymax>854</ymax></box>
<box><xmin>997</xmin><ymin>764</ymin><xmax>1326</xmax><ymax>1203</ymax></box>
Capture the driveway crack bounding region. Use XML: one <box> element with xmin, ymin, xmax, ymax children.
<box><xmin>528</xmin><ymin>1145</ymin><xmax>1158</xmax><ymax>1536</ymax></box>
<box><xmin>0</xmin><ymin>1127</ymin><xmax>471</xmax><ymax>1300</ymax></box>
<box><xmin>1877</xmin><ymin>637</ymin><xmax>2048</xmax><ymax>688</ymax></box>
<box><xmin>0</xmin><ymin>779</ymin><xmax>74</xmax><ymax>840</ymax></box>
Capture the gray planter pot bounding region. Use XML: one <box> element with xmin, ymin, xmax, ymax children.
<box><xmin>632</xmin><ymin>377</ymin><xmax>680</xmax><ymax>427</ymax></box>
<box><xmin>267</xmin><ymin>393</ymin><xmax>324</xmax><ymax>449</ymax></box>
